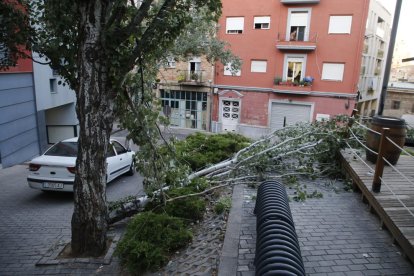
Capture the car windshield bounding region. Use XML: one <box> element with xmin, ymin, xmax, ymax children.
<box><xmin>44</xmin><ymin>142</ymin><xmax>78</xmax><ymax>157</ymax></box>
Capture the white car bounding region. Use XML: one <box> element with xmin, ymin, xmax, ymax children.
<box><xmin>27</xmin><ymin>137</ymin><xmax>135</xmax><ymax>192</ymax></box>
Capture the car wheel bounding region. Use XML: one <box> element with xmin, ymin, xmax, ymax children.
<box><xmin>126</xmin><ymin>161</ymin><xmax>135</xmax><ymax>176</ymax></box>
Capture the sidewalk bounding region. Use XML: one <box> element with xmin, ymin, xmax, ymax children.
<box><xmin>219</xmin><ymin>180</ymin><xmax>414</xmax><ymax>275</ymax></box>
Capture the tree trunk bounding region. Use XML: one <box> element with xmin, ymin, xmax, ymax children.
<box><xmin>71</xmin><ymin>0</ymin><xmax>113</xmax><ymax>257</ymax></box>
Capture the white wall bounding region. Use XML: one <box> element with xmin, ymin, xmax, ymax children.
<box><xmin>32</xmin><ymin>53</ymin><xmax>77</xmax><ymax>112</ymax></box>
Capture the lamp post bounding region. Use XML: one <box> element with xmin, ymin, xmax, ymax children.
<box><xmin>378</xmin><ymin>0</ymin><xmax>403</xmax><ymax>116</ymax></box>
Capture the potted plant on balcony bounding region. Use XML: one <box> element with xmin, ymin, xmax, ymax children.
<box><xmin>190</xmin><ymin>72</ymin><xmax>199</xmax><ymax>82</ymax></box>
<box><xmin>177</xmin><ymin>73</ymin><xmax>185</xmax><ymax>82</ymax></box>
<box><xmin>274</xmin><ymin>76</ymin><xmax>283</xmax><ymax>85</ymax></box>
<box><xmin>367</xmin><ymin>87</ymin><xmax>374</xmax><ymax>93</ymax></box>
<box><xmin>303</xmin><ymin>76</ymin><xmax>314</xmax><ymax>86</ymax></box>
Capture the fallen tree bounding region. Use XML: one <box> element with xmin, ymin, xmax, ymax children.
<box><xmin>108</xmin><ymin>115</ymin><xmax>364</xmax><ymax>224</ymax></box>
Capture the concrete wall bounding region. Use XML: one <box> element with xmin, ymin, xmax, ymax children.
<box><xmin>32</xmin><ymin>54</ymin><xmax>77</xmax><ymax>112</ymax></box>
<box><xmin>0</xmin><ymin>73</ymin><xmax>40</xmax><ymax>167</ymax></box>
<box><xmin>32</xmin><ymin>54</ymin><xmax>78</xmax><ymax>147</ymax></box>
<box><xmin>216</xmin><ymin>0</ymin><xmax>369</xmax><ymax>94</ymax></box>
<box><xmin>211</xmin><ymin>0</ymin><xmax>368</xmax><ymax>135</ymax></box>
<box><xmin>383</xmin><ymin>86</ymin><xmax>414</xmax><ymax>118</ymax></box>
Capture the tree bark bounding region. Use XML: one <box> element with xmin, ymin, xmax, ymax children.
<box><xmin>71</xmin><ymin>0</ymin><xmax>113</xmax><ymax>257</ymax></box>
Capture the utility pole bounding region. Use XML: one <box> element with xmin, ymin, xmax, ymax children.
<box><xmin>378</xmin><ymin>0</ymin><xmax>403</xmax><ymax>115</ymax></box>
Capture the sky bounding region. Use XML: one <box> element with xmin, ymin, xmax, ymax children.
<box><xmin>377</xmin><ymin>0</ymin><xmax>414</xmax><ymax>58</ymax></box>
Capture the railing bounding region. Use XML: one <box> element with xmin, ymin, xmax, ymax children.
<box><xmin>363</xmin><ymin>44</ymin><xmax>369</xmax><ymax>54</ymax></box>
<box><xmin>377</xmin><ymin>49</ymin><xmax>384</xmax><ymax>59</ymax></box>
<box><xmin>276</xmin><ymin>32</ymin><xmax>318</xmax><ymax>43</ymax></box>
<box><xmin>177</xmin><ymin>70</ymin><xmax>205</xmax><ymax>83</ymax></box>
<box><xmin>345</xmin><ymin>118</ymin><xmax>414</xmax><ymax>220</ymax></box>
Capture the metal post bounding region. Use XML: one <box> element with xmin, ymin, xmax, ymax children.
<box><xmin>378</xmin><ymin>0</ymin><xmax>403</xmax><ymax>115</ymax></box>
<box><xmin>372</xmin><ymin>128</ymin><xmax>389</xmax><ymax>192</ymax></box>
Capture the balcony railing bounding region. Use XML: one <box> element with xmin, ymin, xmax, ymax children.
<box><xmin>276</xmin><ymin>33</ymin><xmax>317</xmax><ymax>51</ymax></box>
<box><xmin>363</xmin><ymin>44</ymin><xmax>369</xmax><ymax>54</ymax></box>
<box><xmin>273</xmin><ymin>80</ymin><xmax>313</xmax><ymax>93</ymax></box>
<box><xmin>280</xmin><ymin>0</ymin><xmax>320</xmax><ymax>4</ymax></box>
<box><xmin>177</xmin><ymin>70</ymin><xmax>205</xmax><ymax>83</ymax></box>
<box><xmin>360</xmin><ymin>66</ymin><xmax>366</xmax><ymax>75</ymax></box>
<box><xmin>377</xmin><ymin>49</ymin><xmax>384</xmax><ymax>59</ymax></box>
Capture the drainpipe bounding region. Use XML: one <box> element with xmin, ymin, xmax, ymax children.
<box><xmin>378</xmin><ymin>0</ymin><xmax>402</xmax><ymax>116</ymax></box>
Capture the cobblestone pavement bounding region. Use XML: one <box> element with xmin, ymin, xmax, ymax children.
<box><xmin>0</xmin><ymin>164</ymin><xmax>143</xmax><ymax>275</ymax></box>
<box><xmin>149</xmin><ymin>188</ymin><xmax>232</xmax><ymax>276</ymax></box>
<box><xmin>233</xmin><ymin>180</ymin><xmax>414</xmax><ymax>276</ymax></box>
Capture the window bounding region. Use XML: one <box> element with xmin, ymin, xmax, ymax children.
<box><xmin>285</xmin><ymin>56</ymin><xmax>305</xmax><ymax>82</ymax></box>
<box><xmin>112</xmin><ymin>141</ymin><xmax>127</xmax><ymax>154</ymax></box>
<box><xmin>106</xmin><ymin>145</ymin><xmax>116</xmax><ymax>157</ymax></box>
<box><xmin>188</xmin><ymin>57</ymin><xmax>201</xmax><ymax>81</ymax></box>
<box><xmin>288</xmin><ymin>10</ymin><xmax>310</xmax><ymax>41</ymax></box>
<box><xmin>254</xmin><ymin>16</ymin><xmax>270</xmax><ymax>30</ymax></box>
<box><xmin>226</xmin><ymin>17</ymin><xmax>244</xmax><ymax>34</ymax></box>
<box><xmin>0</xmin><ymin>43</ymin><xmax>12</xmax><ymax>66</ymax></box>
<box><xmin>328</xmin><ymin>16</ymin><xmax>352</xmax><ymax>34</ymax></box>
<box><xmin>224</xmin><ymin>62</ymin><xmax>241</xmax><ymax>76</ymax></box>
<box><xmin>165</xmin><ymin>57</ymin><xmax>176</xmax><ymax>68</ymax></box>
<box><xmin>160</xmin><ymin>89</ymin><xmax>208</xmax><ymax>130</ymax></box>
<box><xmin>392</xmin><ymin>101</ymin><xmax>400</xmax><ymax>110</ymax></box>
<box><xmin>251</xmin><ymin>60</ymin><xmax>267</xmax><ymax>73</ymax></box>
<box><xmin>321</xmin><ymin>63</ymin><xmax>345</xmax><ymax>81</ymax></box>
<box><xmin>49</xmin><ymin>78</ymin><xmax>57</xmax><ymax>93</ymax></box>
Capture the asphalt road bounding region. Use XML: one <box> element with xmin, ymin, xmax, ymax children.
<box><xmin>0</xmin><ymin>141</ymin><xmax>144</xmax><ymax>275</ymax></box>
<box><xmin>0</xmin><ymin>127</ymin><xmax>201</xmax><ymax>274</ymax></box>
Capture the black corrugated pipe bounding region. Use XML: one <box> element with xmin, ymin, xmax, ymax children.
<box><xmin>254</xmin><ymin>180</ymin><xmax>305</xmax><ymax>276</ymax></box>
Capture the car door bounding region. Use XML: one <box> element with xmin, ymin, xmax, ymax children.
<box><xmin>111</xmin><ymin>140</ymin><xmax>130</xmax><ymax>176</ymax></box>
<box><xmin>106</xmin><ymin>144</ymin><xmax>118</xmax><ymax>182</ymax></box>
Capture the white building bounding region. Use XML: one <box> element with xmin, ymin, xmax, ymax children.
<box><xmin>32</xmin><ymin>54</ymin><xmax>78</xmax><ymax>152</ymax></box>
<box><xmin>357</xmin><ymin>0</ymin><xmax>392</xmax><ymax>118</ymax></box>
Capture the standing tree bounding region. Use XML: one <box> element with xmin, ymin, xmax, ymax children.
<box><xmin>0</xmin><ymin>0</ymin><xmax>225</xmax><ymax>256</ymax></box>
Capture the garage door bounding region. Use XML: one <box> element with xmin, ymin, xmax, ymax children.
<box><xmin>270</xmin><ymin>102</ymin><xmax>312</xmax><ymax>130</ymax></box>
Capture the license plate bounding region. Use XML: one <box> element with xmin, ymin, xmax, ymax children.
<box><xmin>43</xmin><ymin>182</ymin><xmax>64</xmax><ymax>189</ymax></box>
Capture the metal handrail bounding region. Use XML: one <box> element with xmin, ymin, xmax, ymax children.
<box><xmin>276</xmin><ymin>32</ymin><xmax>318</xmax><ymax>43</ymax></box>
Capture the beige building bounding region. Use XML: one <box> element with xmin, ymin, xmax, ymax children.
<box><xmin>383</xmin><ymin>82</ymin><xmax>414</xmax><ymax>118</ymax></box>
<box><xmin>357</xmin><ymin>0</ymin><xmax>392</xmax><ymax>118</ymax></box>
<box><xmin>156</xmin><ymin>56</ymin><xmax>214</xmax><ymax>131</ymax></box>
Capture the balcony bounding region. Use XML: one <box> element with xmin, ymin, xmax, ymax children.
<box><xmin>377</xmin><ymin>49</ymin><xmax>384</xmax><ymax>59</ymax></box>
<box><xmin>280</xmin><ymin>0</ymin><xmax>320</xmax><ymax>4</ymax></box>
<box><xmin>276</xmin><ymin>33</ymin><xmax>317</xmax><ymax>51</ymax></box>
<box><xmin>273</xmin><ymin>80</ymin><xmax>313</xmax><ymax>93</ymax></box>
<box><xmin>177</xmin><ymin>70</ymin><xmax>206</xmax><ymax>84</ymax></box>
<box><xmin>360</xmin><ymin>66</ymin><xmax>366</xmax><ymax>75</ymax></box>
<box><xmin>363</xmin><ymin>43</ymin><xmax>369</xmax><ymax>54</ymax></box>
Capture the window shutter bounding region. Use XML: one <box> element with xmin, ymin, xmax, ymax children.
<box><xmin>224</xmin><ymin>63</ymin><xmax>241</xmax><ymax>76</ymax></box>
<box><xmin>328</xmin><ymin>16</ymin><xmax>352</xmax><ymax>34</ymax></box>
<box><xmin>290</xmin><ymin>12</ymin><xmax>308</xmax><ymax>26</ymax></box>
<box><xmin>226</xmin><ymin>17</ymin><xmax>244</xmax><ymax>32</ymax></box>
<box><xmin>254</xmin><ymin>16</ymin><xmax>270</xmax><ymax>25</ymax></box>
<box><xmin>251</xmin><ymin>60</ymin><xmax>267</xmax><ymax>73</ymax></box>
<box><xmin>322</xmin><ymin>63</ymin><xmax>345</xmax><ymax>81</ymax></box>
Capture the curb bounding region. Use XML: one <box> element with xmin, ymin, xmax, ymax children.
<box><xmin>217</xmin><ymin>184</ymin><xmax>244</xmax><ymax>276</ymax></box>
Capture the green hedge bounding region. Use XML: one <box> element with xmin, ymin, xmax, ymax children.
<box><xmin>116</xmin><ymin>212</ymin><xmax>192</xmax><ymax>273</ymax></box>
<box><xmin>175</xmin><ymin>132</ymin><xmax>250</xmax><ymax>171</ymax></box>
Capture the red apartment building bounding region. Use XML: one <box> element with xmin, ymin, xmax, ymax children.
<box><xmin>212</xmin><ymin>0</ymin><xmax>369</xmax><ymax>138</ymax></box>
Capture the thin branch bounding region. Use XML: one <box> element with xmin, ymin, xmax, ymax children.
<box><xmin>119</xmin><ymin>0</ymin><xmax>155</xmax><ymax>42</ymax></box>
<box><xmin>165</xmin><ymin>182</ymin><xmax>233</xmax><ymax>203</ymax></box>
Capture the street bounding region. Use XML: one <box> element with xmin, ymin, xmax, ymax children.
<box><xmin>0</xmin><ymin>141</ymin><xmax>144</xmax><ymax>275</ymax></box>
<box><xmin>0</xmin><ymin>127</ymin><xmax>199</xmax><ymax>275</ymax></box>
